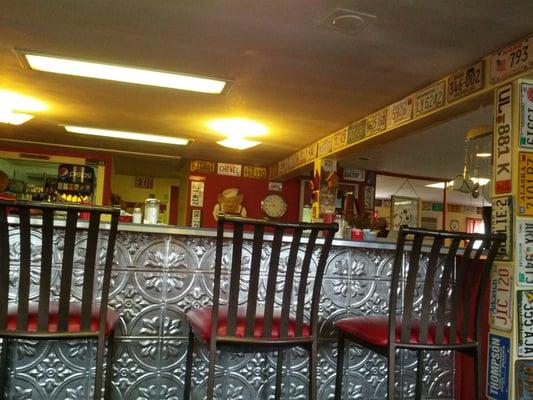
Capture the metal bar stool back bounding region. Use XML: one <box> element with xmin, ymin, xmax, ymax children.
<box><xmin>183</xmin><ymin>214</ymin><xmax>338</xmax><ymax>400</ymax></box>
<box><xmin>0</xmin><ymin>200</ymin><xmax>120</xmax><ymax>400</ymax></box>
<box><xmin>334</xmin><ymin>226</ymin><xmax>505</xmax><ymax>400</ymax></box>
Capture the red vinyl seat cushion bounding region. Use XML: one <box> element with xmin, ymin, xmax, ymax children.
<box><xmin>186</xmin><ymin>306</ymin><xmax>310</xmax><ymax>342</ymax></box>
<box><xmin>6</xmin><ymin>302</ymin><xmax>119</xmax><ymax>336</ymax></box>
<box><xmin>335</xmin><ymin>316</ymin><xmax>471</xmax><ymax>346</ymax></box>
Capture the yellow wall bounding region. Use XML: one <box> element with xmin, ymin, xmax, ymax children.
<box><xmin>111</xmin><ymin>173</ymin><xmax>181</xmax><ymax>224</ymax></box>
<box><xmin>375</xmin><ymin>203</ymin><xmax>483</xmax><ymax>231</ymax></box>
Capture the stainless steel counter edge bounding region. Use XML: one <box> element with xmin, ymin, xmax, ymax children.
<box><xmin>9</xmin><ymin>216</ymin><xmax>399</xmax><ymax>250</ymax></box>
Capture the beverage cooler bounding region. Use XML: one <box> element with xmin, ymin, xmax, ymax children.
<box><xmin>54</xmin><ymin>164</ymin><xmax>95</xmax><ymax>204</ymax></box>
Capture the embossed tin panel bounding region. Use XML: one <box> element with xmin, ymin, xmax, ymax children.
<box><xmin>3</xmin><ymin>227</ymin><xmax>454</xmax><ymax>400</ymax></box>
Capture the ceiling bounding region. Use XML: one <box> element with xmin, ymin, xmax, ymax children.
<box><xmin>0</xmin><ymin>1</ymin><xmax>532</xmax><ymax>170</ymax></box>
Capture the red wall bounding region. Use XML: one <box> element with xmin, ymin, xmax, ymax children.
<box><xmin>186</xmin><ymin>173</ymin><xmax>301</xmax><ymax>228</ymax></box>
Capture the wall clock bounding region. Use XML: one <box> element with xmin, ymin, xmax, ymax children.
<box><xmin>261</xmin><ymin>193</ymin><xmax>287</xmax><ymax>218</ymax></box>
<box><xmin>449</xmin><ymin>219</ymin><xmax>460</xmax><ymax>231</ymax></box>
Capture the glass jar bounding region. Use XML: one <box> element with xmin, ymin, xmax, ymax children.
<box><xmin>132</xmin><ymin>207</ymin><xmax>143</xmax><ymax>224</ymax></box>
<box><xmin>144</xmin><ymin>198</ymin><xmax>160</xmax><ymax>224</ymax></box>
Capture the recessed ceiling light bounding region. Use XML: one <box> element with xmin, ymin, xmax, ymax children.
<box><xmin>207</xmin><ymin>118</ymin><xmax>268</xmax><ymax>137</ymax></box>
<box><xmin>425</xmin><ymin>177</ymin><xmax>490</xmax><ymax>189</ymax></box>
<box><xmin>476</xmin><ymin>152</ymin><xmax>492</xmax><ymax>158</ymax></box>
<box><xmin>472</xmin><ymin>177</ymin><xmax>490</xmax><ymax>186</ymax></box>
<box><xmin>217</xmin><ymin>137</ymin><xmax>260</xmax><ymax>150</ymax></box>
<box><xmin>64</xmin><ymin>125</ymin><xmax>190</xmax><ymax>145</ymax></box>
<box><xmin>0</xmin><ymin>110</ymin><xmax>34</xmax><ymax>125</ymax></box>
<box><xmin>21</xmin><ymin>52</ymin><xmax>228</xmax><ymax>94</ymax></box>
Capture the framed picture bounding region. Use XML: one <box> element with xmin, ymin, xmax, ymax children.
<box><xmin>390</xmin><ymin>195</ymin><xmax>420</xmax><ymax>230</ymax></box>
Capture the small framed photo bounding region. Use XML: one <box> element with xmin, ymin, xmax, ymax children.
<box><xmin>268</xmin><ymin>181</ymin><xmax>283</xmax><ymax>192</ymax></box>
<box><xmin>390</xmin><ymin>195</ymin><xmax>420</xmax><ymax>230</ymax></box>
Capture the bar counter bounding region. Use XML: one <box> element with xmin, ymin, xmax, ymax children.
<box><xmin>6</xmin><ymin>221</ymin><xmax>453</xmax><ymax>399</ymax></box>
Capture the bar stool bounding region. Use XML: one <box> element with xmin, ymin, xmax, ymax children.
<box><xmin>334</xmin><ymin>226</ymin><xmax>505</xmax><ymax>400</ymax></box>
<box><xmin>0</xmin><ymin>200</ymin><xmax>120</xmax><ymax>400</ymax></box>
<box><xmin>183</xmin><ymin>214</ymin><xmax>338</xmax><ymax>400</ymax></box>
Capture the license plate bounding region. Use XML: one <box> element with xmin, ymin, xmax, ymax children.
<box><xmin>347</xmin><ymin>119</ymin><xmax>366</xmax><ymax>144</ymax></box>
<box><xmin>519</xmin><ymin>153</ymin><xmax>533</xmax><ymax>215</ymax></box>
<box><xmin>387</xmin><ymin>96</ymin><xmax>413</xmax><ymax>128</ymax></box>
<box><xmin>491</xmin><ymin>36</ymin><xmax>533</xmax><ymax>83</ymax></box>
<box><xmin>447</xmin><ymin>61</ymin><xmax>484</xmax><ymax>102</ymax></box>
<box><xmin>366</xmin><ymin>108</ymin><xmax>387</xmax><ymax>136</ymax></box>
<box><xmin>516</xmin><ymin>359</ymin><xmax>533</xmax><ymax>399</ymax></box>
<box><xmin>332</xmin><ymin>128</ymin><xmax>347</xmax><ymax>151</ymax></box>
<box><xmin>517</xmin><ymin>218</ymin><xmax>533</xmax><ymax>285</ymax></box>
<box><xmin>415</xmin><ymin>81</ymin><xmax>445</xmax><ymax>117</ymax></box>
<box><xmin>518</xmin><ymin>290</ymin><xmax>533</xmax><ymax>356</ymax></box>
<box><xmin>520</xmin><ymin>83</ymin><xmax>533</xmax><ymax>148</ymax></box>
<box><xmin>494</xmin><ymin>84</ymin><xmax>513</xmax><ymax>194</ymax></box>
<box><xmin>491</xmin><ymin>196</ymin><xmax>513</xmax><ymax>260</ymax></box>
<box><xmin>489</xmin><ymin>264</ymin><xmax>513</xmax><ymax>332</ymax></box>
<box><xmin>317</xmin><ymin>136</ymin><xmax>333</xmax><ymax>157</ymax></box>
<box><xmin>487</xmin><ymin>334</ymin><xmax>510</xmax><ymax>400</ymax></box>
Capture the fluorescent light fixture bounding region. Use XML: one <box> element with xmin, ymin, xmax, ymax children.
<box><xmin>0</xmin><ymin>110</ymin><xmax>34</xmax><ymax>125</ymax></box>
<box><xmin>64</xmin><ymin>125</ymin><xmax>189</xmax><ymax>145</ymax></box>
<box><xmin>426</xmin><ymin>177</ymin><xmax>490</xmax><ymax>189</ymax></box>
<box><xmin>476</xmin><ymin>152</ymin><xmax>492</xmax><ymax>158</ymax></box>
<box><xmin>0</xmin><ymin>90</ymin><xmax>47</xmax><ymax>112</ymax></box>
<box><xmin>426</xmin><ymin>181</ymin><xmax>450</xmax><ymax>189</ymax></box>
<box><xmin>471</xmin><ymin>177</ymin><xmax>490</xmax><ymax>186</ymax></box>
<box><xmin>207</xmin><ymin>118</ymin><xmax>268</xmax><ymax>137</ymax></box>
<box><xmin>217</xmin><ymin>137</ymin><xmax>260</xmax><ymax>150</ymax></box>
<box><xmin>23</xmin><ymin>53</ymin><xmax>227</xmax><ymax>94</ymax></box>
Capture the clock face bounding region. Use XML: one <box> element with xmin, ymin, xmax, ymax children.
<box><xmin>450</xmin><ymin>219</ymin><xmax>460</xmax><ymax>231</ymax></box>
<box><xmin>261</xmin><ymin>194</ymin><xmax>287</xmax><ymax>218</ymax></box>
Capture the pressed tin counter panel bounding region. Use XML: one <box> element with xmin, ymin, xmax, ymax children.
<box><xmin>4</xmin><ymin>228</ymin><xmax>453</xmax><ymax>399</ymax></box>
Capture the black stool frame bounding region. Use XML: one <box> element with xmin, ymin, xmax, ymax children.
<box><xmin>0</xmin><ymin>200</ymin><xmax>120</xmax><ymax>400</ymax></box>
<box><xmin>335</xmin><ymin>226</ymin><xmax>505</xmax><ymax>400</ymax></box>
<box><xmin>183</xmin><ymin>214</ymin><xmax>337</xmax><ymax>399</ymax></box>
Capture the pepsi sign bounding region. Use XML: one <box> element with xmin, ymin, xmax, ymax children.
<box><xmin>57</xmin><ymin>164</ymin><xmax>94</xmax><ymax>194</ymax></box>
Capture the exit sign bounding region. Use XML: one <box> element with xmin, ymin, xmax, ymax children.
<box><xmin>135</xmin><ymin>176</ymin><xmax>153</xmax><ymax>189</ymax></box>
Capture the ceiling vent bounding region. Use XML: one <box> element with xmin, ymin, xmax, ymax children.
<box><xmin>322</xmin><ymin>8</ymin><xmax>376</xmax><ymax>36</ymax></box>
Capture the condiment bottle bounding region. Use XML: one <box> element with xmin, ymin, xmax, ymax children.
<box><xmin>132</xmin><ymin>207</ymin><xmax>142</xmax><ymax>224</ymax></box>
